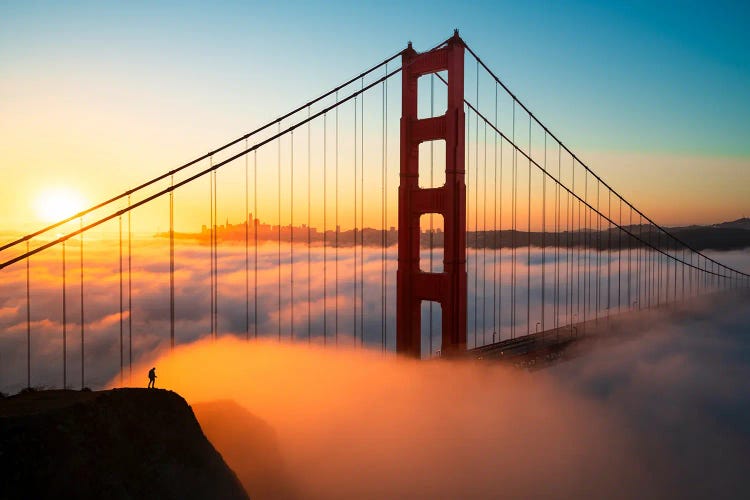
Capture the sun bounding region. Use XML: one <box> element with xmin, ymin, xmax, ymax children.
<box><xmin>35</xmin><ymin>187</ymin><xmax>86</xmax><ymax>223</ymax></box>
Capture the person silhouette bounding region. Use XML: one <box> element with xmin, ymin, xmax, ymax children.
<box><xmin>147</xmin><ymin>367</ymin><xmax>157</xmax><ymax>389</ymax></box>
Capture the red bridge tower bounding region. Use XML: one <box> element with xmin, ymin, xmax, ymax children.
<box><xmin>397</xmin><ymin>32</ymin><xmax>466</xmax><ymax>357</ymax></box>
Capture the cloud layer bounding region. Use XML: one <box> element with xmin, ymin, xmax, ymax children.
<box><xmin>1</xmin><ymin>241</ymin><xmax>747</xmax><ymax>393</ymax></box>
<box><xmin>117</xmin><ymin>291</ymin><xmax>750</xmax><ymax>498</ymax></box>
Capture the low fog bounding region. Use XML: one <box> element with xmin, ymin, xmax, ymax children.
<box><xmin>117</xmin><ymin>290</ymin><xmax>750</xmax><ymax>499</ymax></box>
<box><xmin>4</xmin><ymin>242</ymin><xmax>747</xmax><ymax>391</ymax></box>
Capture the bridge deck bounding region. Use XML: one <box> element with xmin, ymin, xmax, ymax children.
<box><xmin>462</xmin><ymin>306</ymin><xmax>662</xmax><ymax>369</ymax></box>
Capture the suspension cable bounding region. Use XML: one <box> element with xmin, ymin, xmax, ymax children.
<box><xmin>459</xmin><ymin>38</ymin><xmax>747</xmax><ymax>279</ymax></box>
<box><xmin>1</xmin><ymin>49</ymin><xmax>406</xmax><ymax>254</ymax></box>
<box><xmin>432</xmin><ymin>73</ymin><xmax>742</xmax><ymax>280</ymax></box>
<box><xmin>1</xmin><ymin>67</ymin><xmax>402</xmax><ymax>271</ymax></box>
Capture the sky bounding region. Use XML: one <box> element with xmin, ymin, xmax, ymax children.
<box><xmin>1</xmin><ymin>1</ymin><xmax>749</xmax><ymax>233</ymax></box>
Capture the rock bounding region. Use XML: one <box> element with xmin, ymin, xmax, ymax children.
<box><xmin>0</xmin><ymin>388</ymin><xmax>248</xmax><ymax>499</ymax></box>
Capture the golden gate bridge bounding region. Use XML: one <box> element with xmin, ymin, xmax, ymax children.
<box><xmin>1</xmin><ymin>31</ymin><xmax>748</xmax><ymax>392</ymax></box>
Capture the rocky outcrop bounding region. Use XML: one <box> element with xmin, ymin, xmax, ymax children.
<box><xmin>0</xmin><ymin>388</ymin><xmax>248</xmax><ymax>499</ymax></box>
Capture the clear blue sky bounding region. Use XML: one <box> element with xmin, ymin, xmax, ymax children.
<box><xmin>1</xmin><ymin>0</ymin><xmax>748</xmax><ymax>228</ymax></box>
<box><xmin>3</xmin><ymin>0</ymin><xmax>747</xmax><ymax>154</ymax></box>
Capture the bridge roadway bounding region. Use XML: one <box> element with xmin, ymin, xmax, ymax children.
<box><xmin>459</xmin><ymin>303</ymin><xmax>685</xmax><ymax>369</ymax></box>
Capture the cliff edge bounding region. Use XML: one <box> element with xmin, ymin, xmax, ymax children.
<box><xmin>0</xmin><ymin>388</ymin><xmax>248</xmax><ymax>500</ymax></box>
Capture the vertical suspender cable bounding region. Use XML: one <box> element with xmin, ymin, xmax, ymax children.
<box><xmin>323</xmin><ymin>113</ymin><xmax>328</xmax><ymax>345</ymax></box>
<box><xmin>291</xmin><ymin>130</ymin><xmax>295</xmax><ymax>340</ymax></box>
<box><xmin>568</xmin><ymin>161</ymin><xmax>574</xmax><ymax>329</ymax></box>
<box><xmin>209</xmin><ymin>161</ymin><xmax>213</xmax><ymax>339</ymax></box>
<box><xmin>665</xmin><ymin>236</ymin><xmax>670</xmax><ymax>303</ymax></box>
<box><xmin>245</xmin><ymin>138</ymin><xmax>249</xmax><ymax>339</ymax></box>
<box><xmin>639</xmin><ymin>215</ymin><xmax>644</xmax><ymax>308</ymax></box>
<box><xmin>688</xmin><ymin>252</ymin><xmax>695</xmax><ymax>297</ymax></box>
<box><xmin>336</xmin><ymin>90</ymin><xmax>340</xmax><ymax>345</ymax></box>
<box><xmin>482</xmin><ymin>120</ymin><xmax>487</xmax><ymax>343</ymax></box>
<box><xmin>209</xmin><ymin>158</ymin><xmax>214</xmax><ymax>339</ymax></box>
<box><xmin>381</xmin><ymin>76</ymin><xmax>386</xmax><ymax>350</ymax></box>
<box><xmin>170</xmin><ymin>175</ymin><xmax>175</xmax><ymax>350</ymax></box>
<box><xmin>596</xmin><ymin>182</ymin><xmax>600</xmax><ymax>320</ymax></box>
<box><xmin>628</xmin><ymin>206</ymin><xmax>632</xmax><ymax>308</ymax></box>
<box><xmin>571</xmin><ymin>154</ymin><xmax>577</xmax><ymax>327</ymax></box>
<box><xmin>308</xmin><ymin>107</ymin><xmax>312</xmax><ymax>342</ymax></box>
<box><xmin>648</xmin><ymin>220</ymin><xmax>652</xmax><ymax>306</ymax></box>
<box><xmin>127</xmin><ymin>196</ymin><xmax>132</xmax><ymax>380</ymax></box>
<box><xmin>527</xmin><ymin>117</ymin><xmax>531</xmax><ymax>336</ymax></box>
<box><xmin>704</xmin><ymin>256</ymin><xmax>708</xmax><ymax>291</ymax></box>
<box><xmin>499</xmin><ymin>122</ymin><xmax>504</xmax><ymax>340</ymax></box>
<box><xmin>468</xmin><ymin>105</ymin><xmax>474</xmax><ymax>345</ymax></box>
<box><xmin>643</xmin><ymin>224</ymin><xmax>652</xmax><ymax>309</ymax></box>
<box><xmin>474</xmin><ymin>61</ymin><xmax>484</xmax><ymax>347</ymax></box>
<box><xmin>492</xmin><ymin>82</ymin><xmax>498</xmax><ymax>342</ymax></box>
<box><xmin>556</xmin><ymin>145</ymin><xmax>560</xmax><ymax>329</ymax></box>
<box><xmin>583</xmin><ymin>170</ymin><xmax>588</xmax><ymax>328</ymax></box>
<box><xmin>657</xmin><ymin>232</ymin><xmax>662</xmax><ymax>307</ymax></box>
<box><xmin>118</xmin><ymin>217</ymin><xmax>122</xmax><ymax>385</ymax></box>
<box><xmin>650</xmin><ymin>220</ymin><xmax>655</xmax><ymax>307</ymax></box>
<box><xmin>617</xmin><ymin>197</ymin><xmax>623</xmax><ymax>312</ymax></box>
<box><xmin>607</xmin><ymin>190</ymin><xmax>611</xmax><ymax>316</ymax></box>
<box><xmin>429</xmin><ymin>75</ymin><xmax>435</xmax><ymax>353</ymax></box>
<box><xmin>360</xmin><ymin>77</ymin><xmax>364</xmax><ymax>346</ymax></box>
<box><xmin>26</xmin><ymin>241</ymin><xmax>31</xmax><ymax>388</ymax></box>
<box><xmin>353</xmin><ymin>98</ymin><xmax>358</xmax><ymax>346</ymax></box>
<box><xmin>467</xmin><ymin>107</ymin><xmax>473</xmax><ymax>345</ymax></box>
<box><xmin>681</xmin><ymin>247</ymin><xmax>685</xmax><ymax>300</ymax></box>
<box><xmin>382</xmin><ymin>71</ymin><xmax>388</xmax><ymax>351</ymax></box>
<box><xmin>664</xmin><ymin>234</ymin><xmax>670</xmax><ymax>304</ymax></box>
<box><xmin>541</xmin><ymin>132</ymin><xmax>546</xmax><ymax>331</ymax></box>
<box><xmin>673</xmin><ymin>238</ymin><xmax>678</xmax><ymax>302</ymax></box>
<box><xmin>79</xmin><ymin>217</ymin><xmax>84</xmax><ymax>388</ymax></box>
<box><xmin>254</xmin><ymin>151</ymin><xmax>258</xmax><ymax>339</ymax></box>
<box><xmin>213</xmin><ymin>163</ymin><xmax>217</xmax><ymax>338</ymax></box>
<box><xmin>511</xmin><ymin>101</ymin><xmax>516</xmax><ymax>338</ymax></box>
<box><xmin>62</xmin><ymin>240</ymin><xmax>67</xmax><ymax>388</ymax></box>
<box><xmin>635</xmin><ymin>216</ymin><xmax>640</xmax><ymax>307</ymax></box>
<box><xmin>214</xmin><ymin>169</ymin><xmax>218</xmax><ymax>337</ymax></box>
<box><xmin>277</xmin><ymin>125</ymin><xmax>282</xmax><ymax>341</ymax></box>
<box><xmin>276</xmin><ymin>122</ymin><xmax>281</xmax><ymax>341</ymax></box>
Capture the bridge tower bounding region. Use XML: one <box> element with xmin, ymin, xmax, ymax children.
<box><xmin>397</xmin><ymin>31</ymin><xmax>466</xmax><ymax>357</ymax></box>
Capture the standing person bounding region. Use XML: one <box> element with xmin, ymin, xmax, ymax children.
<box><xmin>147</xmin><ymin>367</ymin><xmax>157</xmax><ymax>388</ymax></box>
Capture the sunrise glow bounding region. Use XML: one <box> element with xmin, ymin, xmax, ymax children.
<box><xmin>35</xmin><ymin>187</ymin><xmax>86</xmax><ymax>223</ymax></box>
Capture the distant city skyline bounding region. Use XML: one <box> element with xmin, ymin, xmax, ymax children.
<box><xmin>157</xmin><ymin>213</ymin><xmax>750</xmax><ymax>252</ymax></box>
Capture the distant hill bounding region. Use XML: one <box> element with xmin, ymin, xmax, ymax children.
<box><xmin>712</xmin><ymin>217</ymin><xmax>750</xmax><ymax>231</ymax></box>
<box><xmin>0</xmin><ymin>389</ymin><xmax>248</xmax><ymax>500</ymax></box>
